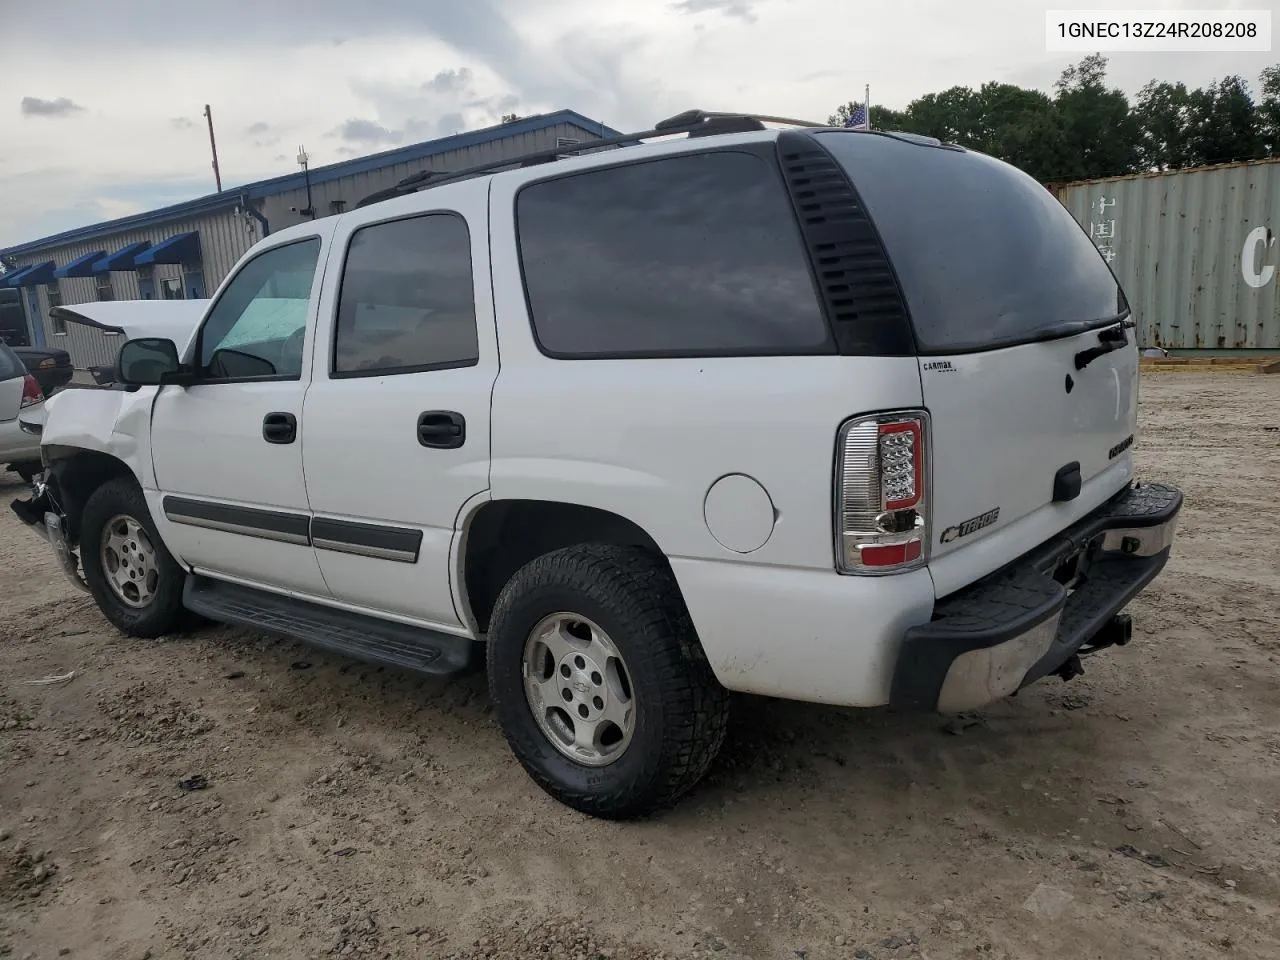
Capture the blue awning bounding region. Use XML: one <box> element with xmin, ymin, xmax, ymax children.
<box><xmin>54</xmin><ymin>250</ymin><xmax>107</xmax><ymax>278</ymax></box>
<box><xmin>0</xmin><ymin>266</ymin><xmax>34</xmax><ymax>288</ymax></box>
<box><xmin>134</xmin><ymin>231</ymin><xmax>200</xmax><ymax>266</ymax></box>
<box><xmin>2</xmin><ymin>262</ymin><xmax>55</xmax><ymax>286</ymax></box>
<box><xmin>93</xmin><ymin>241</ymin><xmax>151</xmax><ymax>273</ymax></box>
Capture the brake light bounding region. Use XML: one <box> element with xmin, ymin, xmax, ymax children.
<box><xmin>834</xmin><ymin>411</ymin><xmax>929</xmax><ymax>574</ymax></box>
<box><xmin>20</xmin><ymin>374</ymin><xmax>43</xmax><ymax>408</ymax></box>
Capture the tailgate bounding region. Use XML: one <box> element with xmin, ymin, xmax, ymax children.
<box><xmin>922</xmin><ymin>328</ymin><xmax>1137</xmax><ymax>563</ymax></box>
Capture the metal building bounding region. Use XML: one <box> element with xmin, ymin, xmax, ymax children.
<box><xmin>0</xmin><ymin>110</ymin><xmax>616</xmax><ymax>369</ymax></box>
<box><xmin>1053</xmin><ymin>158</ymin><xmax>1280</xmax><ymax>353</ymax></box>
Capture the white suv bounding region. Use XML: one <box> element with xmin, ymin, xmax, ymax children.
<box><xmin>13</xmin><ymin>111</ymin><xmax>1182</xmax><ymax>818</ymax></box>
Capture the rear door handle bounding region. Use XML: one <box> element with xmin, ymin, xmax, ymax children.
<box><xmin>262</xmin><ymin>412</ymin><xmax>297</xmax><ymax>444</ymax></box>
<box><xmin>417</xmin><ymin>411</ymin><xmax>465</xmax><ymax>449</ymax></box>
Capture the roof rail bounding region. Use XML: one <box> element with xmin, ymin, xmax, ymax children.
<box><xmin>355</xmin><ymin>110</ymin><xmax>832</xmax><ymax>208</ymax></box>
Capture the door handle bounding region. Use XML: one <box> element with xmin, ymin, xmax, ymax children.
<box><xmin>417</xmin><ymin>411</ymin><xmax>465</xmax><ymax>449</ymax></box>
<box><xmin>262</xmin><ymin>412</ymin><xmax>297</xmax><ymax>444</ymax></box>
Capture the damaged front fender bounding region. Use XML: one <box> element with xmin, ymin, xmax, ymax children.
<box><xmin>9</xmin><ymin>378</ymin><xmax>160</xmax><ymax>594</ymax></box>
<box><xmin>38</xmin><ymin>384</ymin><xmax>158</xmax><ymax>490</ymax></box>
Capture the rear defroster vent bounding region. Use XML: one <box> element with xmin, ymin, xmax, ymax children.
<box><xmin>776</xmin><ymin>131</ymin><xmax>913</xmax><ymax>357</ymax></box>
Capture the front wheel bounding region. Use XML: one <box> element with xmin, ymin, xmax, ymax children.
<box><xmin>487</xmin><ymin>544</ymin><xmax>730</xmax><ymax>819</ymax></box>
<box><xmin>80</xmin><ymin>477</ymin><xmax>187</xmax><ymax>638</ymax></box>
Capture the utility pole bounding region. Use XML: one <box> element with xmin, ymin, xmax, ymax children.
<box><xmin>204</xmin><ymin>104</ymin><xmax>223</xmax><ymax>192</ymax></box>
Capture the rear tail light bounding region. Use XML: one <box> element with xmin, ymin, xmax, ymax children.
<box><xmin>834</xmin><ymin>411</ymin><xmax>929</xmax><ymax>574</ymax></box>
<box><xmin>20</xmin><ymin>374</ymin><xmax>43</xmax><ymax>408</ymax></box>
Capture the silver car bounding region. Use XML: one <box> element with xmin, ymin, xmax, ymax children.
<box><xmin>0</xmin><ymin>340</ymin><xmax>46</xmax><ymax>481</ymax></box>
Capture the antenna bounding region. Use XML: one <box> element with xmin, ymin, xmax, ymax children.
<box><xmin>296</xmin><ymin>146</ymin><xmax>316</xmax><ymax>220</ymax></box>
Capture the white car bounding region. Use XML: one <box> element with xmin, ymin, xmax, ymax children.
<box><xmin>0</xmin><ymin>340</ymin><xmax>46</xmax><ymax>481</ymax></box>
<box><xmin>13</xmin><ymin>111</ymin><xmax>1182</xmax><ymax>818</ymax></box>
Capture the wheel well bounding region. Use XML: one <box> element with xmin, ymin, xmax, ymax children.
<box><xmin>46</xmin><ymin>451</ymin><xmax>135</xmax><ymax>545</ymax></box>
<box><xmin>462</xmin><ymin>501</ymin><xmax>665</xmax><ymax>634</ymax></box>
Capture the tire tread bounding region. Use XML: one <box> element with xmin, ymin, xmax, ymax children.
<box><xmin>80</xmin><ymin>476</ymin><xmax>186</xmax><ymax>638</ymax></box>
<box><xmin>487</xmin><ymin>544</ymin><xmax>729</xmax><ymax>818</ymax></box>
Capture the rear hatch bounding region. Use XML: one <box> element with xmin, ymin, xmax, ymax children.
<box><xmin>815</xmin><ymin>132</ymin><xmax>1138</xmax><ymax>594</ymax></box>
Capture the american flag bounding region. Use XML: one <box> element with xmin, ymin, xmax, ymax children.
<box><xmin>844</xmin><ymin>102</ymin><xmax>869</xmax><ymax>131</ymax></box>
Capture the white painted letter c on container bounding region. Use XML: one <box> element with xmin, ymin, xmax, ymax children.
<box><xmin>1242</xmin><ymin>226</ymin><xmax>1275</xmax><ymax>289</ymax></box>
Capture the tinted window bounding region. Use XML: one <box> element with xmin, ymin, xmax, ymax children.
<box><xmin>0</xmin><ymin>342</ymin><xmax>24</xmax><ymax>381</ymax></box>
<box><xmin>815</xmin><ymin>132</ymin><xmax>1126</xmax><ymax>354</ymax></box>
<box><xmin>334</xmin><ymin>213</ymin><xmax>478</xmax><ymax>376</ymax></box>
<box><xmin>516</xmin><ymin>151</ymin><xmax>832</xmax><ymax>358</ymax></box>
<box><xmin>199</xmin><ymin>239</ymin><xmax>320</xmax><ymax>379</ymax></box>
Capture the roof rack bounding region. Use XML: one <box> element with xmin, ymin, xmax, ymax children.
<box><xmin>355</xmin><ymin>110</ymin><xmax>832</xmax><ymax>208</ymax></box>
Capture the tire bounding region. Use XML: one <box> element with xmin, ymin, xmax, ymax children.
<box><xmin>80</xmin><ymin>476</ymin><xmax>187</xmax><ymax>638</ymax></box>
<box><xmin>11</xmin><ymin>461</ymin><xmax>41</xmax><ymax>484</ymax></box>
<box><xmin>487</xmin><ymin>544</ymin><xmax>730</xmax><ymax>818</ymax></box>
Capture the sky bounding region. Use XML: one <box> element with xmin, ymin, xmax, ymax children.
<box><xmin>0</xmin><ymin>0</ymin><xmax>1275</xmax><ymax>248</ymax></box>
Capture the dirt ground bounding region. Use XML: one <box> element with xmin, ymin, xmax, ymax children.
<box><xmin>1</xmin><ymin>372</ymin><xmax>1277</xmax><ymax>960</ymax></box>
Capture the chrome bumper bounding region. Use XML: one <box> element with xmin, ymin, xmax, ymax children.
<box><xmin>892</xmin><ymin>482</ymin><xmax>1183</xmax><ymax>713</ymax></box>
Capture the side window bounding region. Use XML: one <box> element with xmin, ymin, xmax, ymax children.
<box><xmin>516</xmin><ymin>150</ymin><xmax>832</xmax><ymax>358</ymax></box>
<box><xmin>198</xmin><ymin>239</ymin><xmax>320</xmax><ymax>380</ymax></box>
<box><xmin>333</xmin><ymin>213</ymin><xmax>478</xmax><ymax>377</ymax></box>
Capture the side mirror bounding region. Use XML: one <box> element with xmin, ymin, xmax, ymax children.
<box><xmin>117</xmin><ymin>337</ymin><xmax>181</xmax><ymax>386</ymax></box>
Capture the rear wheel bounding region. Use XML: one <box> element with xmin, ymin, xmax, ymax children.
<box><xmin>486</xmin><ymin>544</ymin><xmax>729</xmax><ymax>818</ymax></box>
<box><xmin>80</xmin><ymin>477</ymin><xmax>186</xmax><ymax>638</ymax></box>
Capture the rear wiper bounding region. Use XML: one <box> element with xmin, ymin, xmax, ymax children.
<box><xmin>1074</xmin><ymin>323</ymin><xmax>1130</xmax><ymax>370</ymax></box>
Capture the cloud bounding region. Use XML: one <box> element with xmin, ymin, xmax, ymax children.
<box><xmin>423</xmin><ymin>67</ymin><xmax>474</xmax><ymax>95</ymax></box>
<box><xmin>247</xmin><ymin>120</ymin><xmax>280</xmax><ymax>148</ymax></box>
<box><xmin>2</xmin><ymin>0</ymin><xmax>1277</xmax><ymax>248</ymax></box>
<box><xmin>670</xmin><ymin>0</ymin><xmax>757</xmax><ymax>21</ymax></box>
<box><xmin>334</xmin><ymin>118</ymin><xmax>403</xmax><ymax>144</ymax></box>
<box><xmin>21</xmin><ymin>96</ymin><xmax>85</xmax><ymax>118</ymax></box>
<box><xmin>435</xmin><ymin>112</ymin><xmax>466</xmax><ymax>137</ymax></box>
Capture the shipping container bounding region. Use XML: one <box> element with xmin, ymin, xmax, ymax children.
<box><xmin>1053</xmin><ymin>158</ymin><xmax>1280</xmax><ymax>353</ymax></box>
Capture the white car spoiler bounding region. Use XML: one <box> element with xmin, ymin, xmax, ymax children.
<box><xmin>49</xmin><ymin>299</ymin><xmax>209</xmax><ymax>355</ymax></box>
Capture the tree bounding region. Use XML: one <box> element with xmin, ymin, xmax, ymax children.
<box><xmin>1052</xmin><ymin>54</ymin><xmax>1139</xmax><ymax>180</ymax></box>
<box><xmin>828</xmin><ymin>57</ymin><xmax>1280</xmax><ymax>184</ymax></box>
<box><xmin>1133</xmin><ymin>81</ymin><xmax>1196</xmax><ymax>170</ymax></box>
<box><xmin>1185</xmin><ymin>75</ymin><xmax>1265</xmax><ymax>165</ymax></box>
<box><xmin>1261</xmin><ymin>64</ymin><xmax>1280</xmax><ymax>154</ymax></box>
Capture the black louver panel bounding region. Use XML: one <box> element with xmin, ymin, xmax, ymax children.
<box><xmin>776</xmin><ymin>131</ymin><xmax>914</xmax><ymax>357</ymax></box>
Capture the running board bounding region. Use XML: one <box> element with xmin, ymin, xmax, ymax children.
<box><xmin>182</xmin><ymin>576</ymin><xmax>481</xmax><ymax>676</ymax></box>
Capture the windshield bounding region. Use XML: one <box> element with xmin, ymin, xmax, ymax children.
<box><xmin>815</xmin><ymin>131</ymin><xmax>1127</xmax><ymax>354</ymax></box>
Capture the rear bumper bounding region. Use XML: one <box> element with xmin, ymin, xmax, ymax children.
<box><xmin>890</xmin><ymin>481</ymin><xmax>1182</xmax><ymax>712</ymax></box>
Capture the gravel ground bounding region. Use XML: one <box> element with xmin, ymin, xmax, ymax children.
<box><xmin>1</xmin><ymin>371</ymin><xmax>1277</xmax><ymax>960</ymax></box>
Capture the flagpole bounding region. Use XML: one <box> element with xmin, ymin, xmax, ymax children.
<box><xmin>865</xmin><ymin>83</ymin><xmax>871</xmax><ymax>131</ymax></box>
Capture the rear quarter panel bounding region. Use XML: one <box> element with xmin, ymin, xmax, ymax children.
<box><xmin>485</xmin><ymin>171</ymin><xmax>925</xmax><ymax>572</ymax></box>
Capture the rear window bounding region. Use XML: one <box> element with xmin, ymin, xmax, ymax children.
<box><xmin>0</xmin><ymin>342</ymin><xmax>24</xmax><ymax>382</ymax></box>
<box><xmin>815</xmin><ymin>132</ymin><xmax>1127</xmax><ymax>354</ymax></box>
<box><xmin>516</xmin><ymin>150</ymin><xmax>832</xmax><ymax>358</ymax></box>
